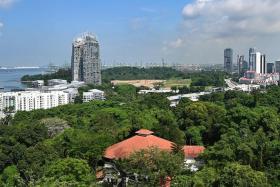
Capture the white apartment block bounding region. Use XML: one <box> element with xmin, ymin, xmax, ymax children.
<box><xmin>0</xmin><ymin>91</ymin><xmax>70</xmax><ymax>113</ymax></box>
<box><xmin>83</xmin><ymin>89</ymin><xmax>105</xmax><ymax>103</ymax></box>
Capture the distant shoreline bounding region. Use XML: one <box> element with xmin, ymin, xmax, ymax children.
<box><xmin>0</xmin><ymin>68</ymin><xmax>48</xmax><ymax>91</ymax></box>
<box><xmin>0</xmin><ymin>66</ymin><xmax>42</xmax><ymax>70</ymax></box>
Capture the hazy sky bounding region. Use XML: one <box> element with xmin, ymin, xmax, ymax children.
<box><xmin>0</xmin><ymin>0</ymin><xmax>280</xmax><ymax>66</ymax></box>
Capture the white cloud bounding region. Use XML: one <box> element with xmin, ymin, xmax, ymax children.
<box><xmin>182</xmin><ymin>0</ymin><xmax>280</xmax><ymax>38</ymax></box>
<box><xmin>0</xmin><ymin>22</ymin><xmax>3</xmax><ymax>36</ymax></box>
<box><xmin>168</xmin><ymin>38</ymin><xmax>184</xmax><ymax>48</ymax></box>
<box><xmin>0</xmin><ymin>0</ymin><xmax>17</xmax><ymax>8</ymax></box>
<box><xmin>161</xmin><ymin>0</ymin><xmax>280</xmax><ymax>64</ymax></box>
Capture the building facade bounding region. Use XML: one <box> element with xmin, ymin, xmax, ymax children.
<box><xmin>0</xmin><ymin>91</ymin><xmax>70</xmax><ymax>112</ymax></box>
<box><xmin>249</xmin><ymin>48</ymin><xmax>256</xmax><ymax>70</ymax></box>
<box><xmin>275</xmin><ymin>61</ymin><xmax>280</xmax><ymax>73</ymax></box>
<box><xmin>32</xmin><ymin>80</ymin><xmax>44</xmax><ymax>88</ymax></box>
<box><xmin>237</xmin><ymin>55</ymin><xmax>248</xmax><ymax>76</ymax></box>
<box><xmin>71</xmin><ymin>33</ymin><xmax>101</xmax><ymax>85</ymax></box>
<box><xmin>267</xmin><ymin>63</ymin><xmax>275</xmax><ymax>74</ymax></box>
<box><xmin>251</xmin><ymin>52</ymin><xmax>266</xmax><ymax>74</ymax></box>
<box><xmin>224</xmin><ymin>48</ymin><xmax>233</xmax><ymax>73</ymax></box>
<box><xmin>83</xmin><ymin>89</ymin><xmax>105</xmax><ymax>103</ymax></box>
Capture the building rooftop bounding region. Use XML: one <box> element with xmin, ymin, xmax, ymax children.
<box><xmin>104</xmin><ymin>129</ymin><xmax>205</xmax><ymax>160</ymax></box>
<box><xmin>183</xmin><ymin>146</ymin><xmax>205</xmax><ymax>158</ymax></box>
<box><xmin>88</xmin><ymin>89</ymin><xmax>104</xmax><ymax>93</ymax></box>
<box><xmin>135</xmin><ymin>129</ymin><xmax>154</xmax><ymax>135</ymax></box>
<box><xmin>73</xmin><ymin>32</ymin><xmax>98</xmax><ymax>46</ymax></box>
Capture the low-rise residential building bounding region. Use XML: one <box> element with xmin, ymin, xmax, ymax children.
<box><xmin>0</xmin><ymin>91</ymin><xmax>70</xmax><ymax>113</ymax></box>
<box><xmin>167</xmin><ymin>92</ymin><xmax>212</xmax><ymax>107</ymax></box>
<box><xmin>226</xmin><ymin>79</ymin><xmax>260</xmax><ymax>92</ymax></box>
<box><xmin>32</xmin><ymin>80</ymin><xmax>44</xmax><ymax>88</ymax></box>
<box><xmin>63</xmin><ymin>88</ymin><xmax>79</xmax><ymax>103</ymax></box>
<box><xmin>83</xmin><ymin>89</ymin><xmax>105</xmax><ymax>103</ymax></box>
<box><xmin>0</xmin><ymin>80</ymin><xmax>86</xmax><ymax>117</ymax></box>
<box><xmin>239</xmin><ymin>71</ymin><xmax>279</xmax><ymax>86</ymax></box>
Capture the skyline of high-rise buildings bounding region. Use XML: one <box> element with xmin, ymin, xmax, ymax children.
<box><xmin>71</xmin><ymin>33</ymin><xmax>102</xmax><ymax>85</ymax></box>
<box><xmin>224</xmin><ymin>47</ymin><xmax>279</xmax><ymax>75</ymax></box>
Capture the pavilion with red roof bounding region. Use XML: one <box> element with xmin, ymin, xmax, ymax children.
<box><xmin>104</xmin><ymin>129</ymin><xmax>205</xmax><ymax>160</ymax></box>
<box><xmin>101</xmin><ymin>129</ymin><xmax>205</xmax><ymax>186</ymax></box>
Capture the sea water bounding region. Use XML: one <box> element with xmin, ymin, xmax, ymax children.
<box><xmin>0</xmin><ymin>68</ymin><xmax>47</xmax><ymax>91</ymax></box>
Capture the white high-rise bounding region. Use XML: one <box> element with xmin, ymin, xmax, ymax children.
<box><xmin>71</xmin><ymin>33</ymin><xmax>101</xmax><ymax>85</ymax></box>
<box><xmin>251</xmin><ymin>52</ymin><xmax>266</xmax><ymax>74</ymax></box>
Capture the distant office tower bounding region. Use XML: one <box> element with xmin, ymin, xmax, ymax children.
<box><xmin>275</xmin><ymin>61</ymin><xmax>280</xmax><ymax>73</ymax></box>
<box><xmin>249</xmin><ymin>48</ymin><xmax>256</xmax><ymax>71</ymax></box>
<box><xmin>251</xmin><ymin>52</ymin><xmax>266</xmax><ymax>74</ymax></box>
<box><xmin>224</xmin><ymin>48</ymin><xmax>233</xmax><ymax>73</ymax></box>
<box><xmin>71</xmin><ymin>33</ymin><xmax>101</xmax><ymax>85</ymax></box>
<box><xmin>237</xmin><ymin>55</ymin><xmax>248</xmax><ymax>76</ymax></box>
<box><xmin>267</xmin><ymin>63</ymin><xmax>275</xmax><ymax>74</ymax></box>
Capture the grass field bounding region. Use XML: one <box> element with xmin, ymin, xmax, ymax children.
<box><xmin>111</xmin><ymin>80</ymin><xmax>165</xmax><ymax>88</ymax></box>
<box><xmin>164</xmin><ymin>79</ymin><xmax>192</xmax><ymax>88</ymax></box>
<box><xmin>111</xmin><ymin>79</ymin><xmax>192</xmax><ymax>89</ymax></box>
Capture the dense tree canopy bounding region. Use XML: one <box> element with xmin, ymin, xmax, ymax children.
<box><xmin>1</xmin><ymin>72</ymin><xmax>279</xmax><ymax>186</ymax></box>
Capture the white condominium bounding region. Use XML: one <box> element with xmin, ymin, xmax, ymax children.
<box><xmin>0</xmin><ymin>91</ymin><xmax>70</xmax><ymax>112</ymax></box>
<box><xmin>71</xmin><ymin>33</ymin><xmax>102</xmax><ymax>85</ymax></box>
<box><xmin>83</xmin><ymin>89</ymin><xmax>105</xmax><ymax>103</ymax></box>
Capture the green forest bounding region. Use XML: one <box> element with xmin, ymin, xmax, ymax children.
<box><xmin>21</xmin><ymin>67</ymin><xmax>226</xmax><ymax>87</ymax></box>
<box><xmin>0</xmin><ymin>78</ymin><xmax>280</xmax><ymax>186</ymax></box>
<box><xmin>2</xmin><ymin>68</ymin><xmax>278</xmax><ymax>186</ymax></box>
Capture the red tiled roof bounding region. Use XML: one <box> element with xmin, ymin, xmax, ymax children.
<box><xmin>104</xmin><ymin>133</ymin><xmax>173</xmax><ymax>159</ymax></box>
<box><xmin>183</xmin><ymin>146</ymin><xmax>205</xmax><ymax>158</ymax></box>
<box><xmin>104</xmin><ymin>129</ymin><xmax>205</xmax><ymax>159</ymax></box>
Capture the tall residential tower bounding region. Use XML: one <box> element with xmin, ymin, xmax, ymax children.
<box><xmin>71</xmin><ymin>33</ymin><xmax>101</xmax><ymax>85</ymax></box>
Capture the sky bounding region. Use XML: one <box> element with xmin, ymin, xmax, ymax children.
<box><xmin>0</xmin><ymin>0</ymin><xmax>280</xmax><ymax>67</ymax></box>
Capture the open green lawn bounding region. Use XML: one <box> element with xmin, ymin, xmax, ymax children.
<box><xmin>164</xmin><ymin>79</ymin><xmax>192</xmax><ymax>88</ymax></box>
